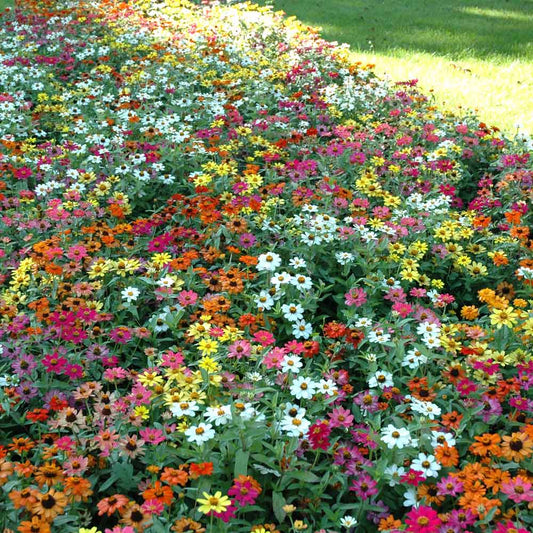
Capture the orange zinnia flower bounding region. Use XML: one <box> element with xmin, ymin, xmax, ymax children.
<box><xmin>160</xmin><ymin>467</ymin><xmax>189</xmax><ymax>487</ymax></box>
<box><xmin>9</xmin><ymin>487</ymin><xmax>37</xmax><ymax>509</ymax></box>
<box><xmin>440</xmin><ymin>411</ymin><xmax>463</xmax><ymax>429</ymax></box>
<box><xmin>64</xmin><ymin>476</ymin><xmax>93</xmax><ymax>502</ymax></box>
<box><xmin>435</xmin><ymin>444</ymin><xmax>459</xmax><ymax>467</ymax></box>
<box><xmin>8</xmin><ymin>437</ymin><xmax>35</xmax><ymax>453</ymax></box>
<box><xmin>378</xmin><ymin>515</ymin><xmax>402</xmax><ymax>531</ymax></box>
<box><xmin>500</xmin><ymin>432</ymin><xmax>533</xmax><ymax>462</ymax></box>
<box><xmin>97</xmin><ymin>494</ymin><xmax>129</xmax><ymax>516</ymax></box>
<box><xmin>17</xmin><ymin>516</ymin><xmax>51</xmax><ymax>533</ymax></box>
<box><xmin>34</xmin><ymin>462</ymin><xmax>64</xmax><ymax>487</ymax></box>
<box><xmin>484</xmin><ymin>467</ymin><xmax>511</xmax><ymax>494</ymax></box>
<box><xmin>469</xmin><ymin>433</ymin><xmax>501</xmax><ymax>457</ymax></box>
<box><xmin>189</xmin><ymin>462</ymin><xmax>213</xmax><ymax>479</ymax></box>
<box><xmin>31</xmin><ymin>488</ymin><xmax>68</xmax><ymax>521</ymax></box>
<box><xmin>142</xmin><ymin>481</ymin><xmax>174</xmax><ymax>506</ymax></box>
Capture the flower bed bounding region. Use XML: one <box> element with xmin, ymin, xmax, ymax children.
<box><xmin>0</xmin><ymin>1</ymin><xmax>532</xmax><ymax>532</ymax></box>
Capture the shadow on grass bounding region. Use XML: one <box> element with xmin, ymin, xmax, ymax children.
<box><xmin>267</xmin><ymin>0</ymin><xmax>533</xmax><ymax>60</ymax></box>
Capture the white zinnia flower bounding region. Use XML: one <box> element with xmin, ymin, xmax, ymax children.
<box><xmin>256</xmin><ymin>252</ymin><xmax>282</xmax><ymax>271</ymax></box>
<box><xmin>121</xmin><ymin>286</ymin><xmax>140</xmax><ymax>303</ymax></box>
<box><xmin>381</xmin><ymin>424</ymin><xmax>411</xmax><ymax>449</ymax></box>
<box><xmin>368</xmin><ymin>370</ymin><xmax>394</xmax><ymax>389</ymax></box>
<box><xmin>411</xmin><ymin>452</ymin><xmax>441</xmax><ymax>477</ymax></box>
<box><xmin>170</xmin><ymin>401</ymin><xmax>199</xmax><ymax>418</ymax></box>
<box><xmin>279</xmin><ymin>414</ymin><xmax>310</xmax><ymax>437</ymax></box>
<box><xmin>184</xmin><ymin>423</ymin><xmax>215</xmax><ymax>444</ymax></box>
<box><xmin>281</xmin><ymin>355</ymin><xmax>303</xmax><ymax>374</ymax></box>
<box><xmin>290</xmin><ymin>376</ymin><xmax>317</xmax><ymax>400</ymax></box>
<box><xmin>281</xmin><ymin>302</ymin><xmax>304</xmax><ymax>322</ymax></box>
<box><xmin>292</xmin><ymin>320</ymin><xmax>313</xmax><ymax>339</ymax></box>
<box><xmin>340</xmin><ymin>515</ymin><xmax>358</xmax><ymax>527</ymax></box>
<box><xmin>204</xmin><ymin>405</ymin><xmax>232</xmax><ymax>426</ymax></box>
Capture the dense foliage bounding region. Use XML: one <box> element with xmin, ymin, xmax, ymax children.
<box><xmin>0</xmin><ymin>1</ymin><xmax>532</xmax><ymax>532</ymax></box>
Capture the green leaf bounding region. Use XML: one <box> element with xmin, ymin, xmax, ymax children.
<box><xmin>272</xmin><ymin>491</ymin><xmax>287</xmax><ymax>523</ymax></box>
<box><xmin>234</xmin><ymin>449</ymin><xmax>249</xmax><ymax>477</ymax></box>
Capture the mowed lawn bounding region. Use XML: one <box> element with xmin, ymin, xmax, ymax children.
<box><xmin>262</xmin><ymin>0</ymin><xmax>533</xmax><ymax>134</ymax></box>
<box><xmin>0</xmin><ymin>0</ymin><xmax>13</xmax><ymax>10</ymax></box>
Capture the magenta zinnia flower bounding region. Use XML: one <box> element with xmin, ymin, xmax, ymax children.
<box><xmin>227</xmin><ymin>476</ymin><xmax>262</xmax><ymax>506</ymax></box>
<box><xmin>349</xmin><ymin>473</ymin><xmax>378</xmax><ymax>500</ymax></box>
<box><xmin>405</xmin><ymin>506</ymin><xmax>442</xmax><ymax>532</ymax></box>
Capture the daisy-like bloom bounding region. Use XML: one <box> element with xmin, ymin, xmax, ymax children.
<box><xmin>31</xmin><ymin>488</ymin><xmax>68</xmax><ymax>521</ymax></box>
<box><xmin>290</xmin><ymin>274</ymin><xmax>313</xmax><ymax>291</ymax></box>
<box><xmin>500</xmin><ymin>431</ymin><xmax>533</xmax><ymax>462</ymax></box>
<box><xmin>121</xmin><ymin>286</ymin><xmax>140</xmax><ymax>303</ymax></box>
<box><xmin>120</xmin><ymin>502</ymin><xmax>152</xmax><ymax>529</ymax></box>
<box><xmin>292</xmin><ymin>319</ymin><xmax>313</xmax><ymax>339</ymax></box>
<box><xmin>430</xmin><ymin>431</ymin><xmax>456</xmax><ymax>448</ymax></box>
<box><xmin>160</xmin><ymin>467</ymin><xmax>189</xmax><ymax>487</ymax></box>
<box><xmin>339</xmin><ymin>515</ymin><xmax>357</xmax><ymax>527</ymax></box>
<box><xmin>280</xmin><ymin>413</ymin><xmax>310</xmax><ymax>437</ymax></box>
<box><xmin>255</xmin><ymin>290</ymin><xmax>275</xmax><ymax>310</ymax></box>
<box><xmin>97</xmin><ymin>494</ymin><xmax>129</xmax><ymax>516</ymax></box>
<box><xmin>256</xmin><ymin>252</ymin><xmax>282</xmax><ymax>271</ymax></box>
<box><xmin>368</xmin><ymin>370</ymin><xmax>394</xmax><ymax>389</ymax></box>
<box><xmin>381</xmin><ymin>424</ymin><xmax>412</xmax><ymax>449</ymax></box>
<box><xmin>281</xmin><ymin>302</ymin><xmax>304</xmax><ymax>322</ymax></box>
<box><xmin>18</xmin><ymin>517</ymin><xmax>52</xmax><ymax>533</ymax></box>
<box><xmin>228</xmin><ymin>475</ymin><xmax>262</xmax><ymax>506</ymax></box>
<box><xmin>436</xmin><ymin>474</ymin><xmax>464</xmax><ymax>497</ymax></box>
<box><xmin>271</xmin><ymin>271</ymin><xmax>293</xmax><ymax>288</ymax></box>
<box><xmin>204</xmin><ymin>405</ymin><xmax>232</xmax><ymax>426</ymax></box>
<box><xmin>171</xmin><ymin>518</ymin><xmax>206</xmax><ymax>532</ymax></box>
<box><xmin>289</xmin><ymin>376</ymin><xmax>317</xmax><ymax>400</ymax></box>
<box><xmin>316</xmin><ymin>378</ymin><xmax>338</xmax><ymax>395</ymax></box>
<box><xmin>404</xmin><ymin>505</ymin><xmax>441</xmax><ymax>532</ymax></box>
<box><xmin>289</xmin><ymin>256</ymin><xmax>307</xmax><ymax>269</ymax></box>
<box><xmin>384</xmin><ymin>464</ymin><xmax>406</xmax><ymax>486</ymax></box>
<box><xmin>64</xmin><ymin>476</ymin><xmax>93</xmax><ymax>502</ymax></box>
<box><xmin>411</xmin><ymin>453</ymin><xmax>441</xmax><ymax>478</ymax></box>
<box><xmin>409</xmin><ymin>398</ymin><xmax>441</xmax><ymax>419</ymax></box>
<box><xmin>349</xmin><ymin>473</ymin><xmax>378</xmax><ymax>500</ymax></box>
<box><xmin>489</xmin><ymin>306</ymin><xmax>519</xmax><ymax>329</ymax></box>
<box><xmin>184</xmin><ymin>423</ymin><xmax>215</xmax><ymax>445</ymax></box>
<box><xmin>500</xmin><ymin>475</ymin><xmax>533</xmax><ymax>503</ymax></box>
<box><xmin>469</xmin><ymin>433</ymin><xmax>501</xmax><ymax>457</ymax></box>
<box><xmin>196</xmin><ymin>491</ymin><xmax>231</xmax><ymax>514</ymax></box>
<box><xmin>328</xmin><ymin>407</ymin><xmax>354</xmax><ymax>429</ymax></box>
<box><xmin>120</xmin><ymin>435</ymin><xmax>145</xmax><ymax>459</ymax></box>
<box><xmin>281</xmin><ymin>354</ymin><xmax>303</xmax><ymax>374</ymax></box>
<box><xmin>170</xmin><ymin>401</ymin><xmax>200</xmax><ymax>418</ymax></box>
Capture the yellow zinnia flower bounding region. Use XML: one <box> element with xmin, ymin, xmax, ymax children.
<box><xmin>196</xmin><ymin>491</ymin><xmax>231</xmax><ymax>514</ymax></box>
<box><xmin>489</xmin><ymin>307</ymin><xmax>518</xmax><ymax>329</ymax></box>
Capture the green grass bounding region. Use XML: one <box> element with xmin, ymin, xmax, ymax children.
<box><xmin>260</xmin><ymin>0</ymin><xmax>533</xmax><ymax>134</ymax></box>
<box><xmin>0</xmin><ymin>0</ymin><xmax>14</xmax><ymax>10</ymax></box>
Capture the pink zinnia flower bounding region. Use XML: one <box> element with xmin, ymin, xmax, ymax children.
<box><xmin>177</xmin><ymin>290</ymin><xmax>198</xmax><ymax>307</ymax></box>
<box><xmin>345</xmin><ymin>287</ymin><xmax>367</xmax><ymax>307</ymax></box>
<box><xmin>349</xmin><ymin>473</ymin><xmax>378</xmax><ymax>499</ymax></box>
<box><xmin>253</xmin><ymin>330</ymin><xmax>275</xmax><ymax>346</ymax></box>
<box><xmin>141</xmin><ymin>498</ymin><xmax>164</xmax><ymax>515</ymax></box>
<box><xmin>139</xmin><ymin>427</ymin><xmax>166</xmax><ymax>445</ymax></box>
<box><xmin>228</xmin><ymin>340</ymin><xmax>252</xmax><ymax>359</ymax></box>
<box><xmin>109</xmin><ymin>326</ymin><xmax>132</xmax><ymax>344</ymax></box>
<box><xmin>405</xmin><ymin>505</ymin><xmax>441</xmax><ymax>532</ymax></box>
<box><xmin>262</xmin><ymin>347</ymin><xmax>285</xmax><ymax>369</ymax></box>
<box><xmin>328</xmin><ymin>407</ymin><xmax>354</xmax><ymax>428</ymax></box>
<box><xmin>501</xmin><ymin>476</ymin><xmax>533</xmax><ymax>503</ymax></box>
